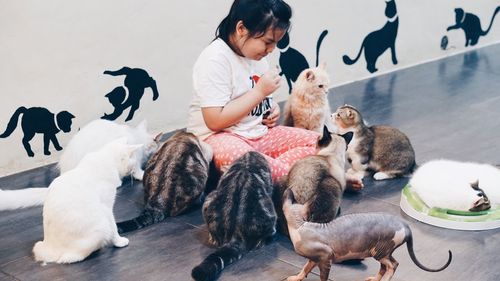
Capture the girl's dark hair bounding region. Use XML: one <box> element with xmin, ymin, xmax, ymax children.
<box><xmin>215</xmin><ymin>0</ymin><xmax>292</xmax><ymax>42</ymax></box>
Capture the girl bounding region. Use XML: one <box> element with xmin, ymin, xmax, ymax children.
<box><xmin>187</xmin><ymin>0</ymin><xmax>319</xmax><ymax>182</ymax></box>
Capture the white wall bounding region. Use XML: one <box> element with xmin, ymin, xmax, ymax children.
<box><xmin>1</xmin><ymin>0</ymin><xmax>499</xmax><ymax>176</ymax></box>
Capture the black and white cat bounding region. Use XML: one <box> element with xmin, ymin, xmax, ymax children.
<box><xmin>447</xmin><ymin>7</ymin><xmax>500</xmax><ymax>47</ymax></box>
<box><xmin>191</xmin><ymin>151</ymin><xmax>276</xmax><ymax>281</ymax></box>
<box><xmin>33</xmin><ymin>138</ymin><xmax>141</xmax><ymax>264</ymax></box>
<box><xmin>0</xmin><ymin>106</ymin><xmax>75</xmax><ymax>157</ymax></box>
<box><xmin>343</xmin><ymin>0</ymin><xmax>399</xmax><ymax>73</ymax></box>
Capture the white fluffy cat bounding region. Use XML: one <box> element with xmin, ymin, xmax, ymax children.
<box><xmin>0</xmin><ymin>119</ymin><xmax>160</xmax><ymax>211</ymax></box>
<box><xmin>409</xmin><ymin>159</ymin><xmax>500</xmax><ymax>211</ymax></box>
<box><xmin>59</xmin><ymin>119</ymin><xmax>160</xmax><ymax>180</ymax></box>
<box><xmin>33</xmin><ymin>138</ymin><xmax>141</xmax><ymax>264</ymax></box>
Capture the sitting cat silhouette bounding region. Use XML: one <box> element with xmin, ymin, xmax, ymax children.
<box><xmin>101</xmin><ymin>67</ymin><xmax>159</xmax><ymax>122</ymax></box>
<box><xmin>447</xmin><ymin>7</ymin><xmax>500</xmax><ymax>47</ymax></box>
<box><xmin>343</xmin><ymin>0</ymin><xmax>399</xmax><ymax>73</ymax></box>
<box><xmin>0</xmin><ymin>106</ymin><xmax>75</xmax><ymax>157</ymax></box>
<box><xmin>277</xmin><ymin>30</ymin><xmax>328</xmax><ymax>93</ymax></box>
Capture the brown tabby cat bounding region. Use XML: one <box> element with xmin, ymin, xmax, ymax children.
<box><xmin>333</xmin><ymin>105</ymin><xmax>415</xmax><ymax>189</ymax></box>
<box><xmin>283</xmin><ymin>64</ymin><xmax>334</xmax><ymax>135</ymax></box>
<box><xmin>116</xmin><ymin>131</ymin><xmax>213</xmax><ymax>233</ymax></box>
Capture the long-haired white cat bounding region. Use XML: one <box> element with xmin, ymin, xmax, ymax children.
<box><xmin>33</xmin><ymin>138</ymin><xmax>141</xmax><ymax>264</ymax></box>
<box><xmin>409</xmin><ymin>159</ymin><xmax>500</xmax><ymax>211</ymax></box>
<box><xmin>0</xmin><ymin>119</ymin><xmax>160</xmax><ymax>211</ymax></box>
<box><xmin>59</xmin><ymin>119</ymin><xmax>161</xmax><ymax>179</ymax></box>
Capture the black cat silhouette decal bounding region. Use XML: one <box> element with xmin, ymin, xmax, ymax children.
<box><xmin>277</xmin><ymin>30</ymin><xmax>328</xmax><ymax>93</ymax></box>
<box><xmin>101</xmin><ymin>67</ymin><xmax>159</xmax><ymax>122</ymax></box>
<box><xmin>343</xmin><ymin>0</ymin><xmax>399</xmax><ymax>73</ymax></box>
<box><xmin>0</xmin><ymin>106</ymin><xmax>75</xmax><ymax>157</ymax></box>
<box><xmin>446</xmin><ymin>7</ymin><xmax>500</xmax><ymax>47</ymax></box>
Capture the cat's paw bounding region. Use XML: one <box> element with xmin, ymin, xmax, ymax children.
<box><xmin>373</xmin><ymin>172</ymin><xmax>394</xmax><ymax>181</ymax></box>
<box><xmin>132</xmin><ymin>169</ymin><xmax>144</xmax><ymax>181</ymax></box>
<box><xmin>287</xmin><ymin>275</ymin><xmax>304</xmax><ymax>281</ymax></box>
<box><xmin>113</xmin><ymin>236</ymin><xmax>129</xmax><ymax>248</ymax></box>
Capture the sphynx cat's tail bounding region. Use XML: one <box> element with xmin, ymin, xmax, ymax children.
<box><xmin>405</xmin><ymin>227</ymin><xmax>452</xmax><ymax>272</ymax></box>
<box><xmin>0</xmin><ymin>187</ymin><xmax>48</xmax><ymax>211</ymax></box>
<box><xmin>191</xmin><ymin>241</ymin><xmax>245</xmax><ymax>281</ymax></box>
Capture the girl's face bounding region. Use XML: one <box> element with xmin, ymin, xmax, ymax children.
<box><xmin>231</xmin><ymin>21</ymin><xmax>286</xmax><ymax>60</ymax></box>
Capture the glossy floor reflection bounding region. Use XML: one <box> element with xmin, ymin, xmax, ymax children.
<box><xmin>2</xmin><ymin>44</ymin><xmax>500</xmax><ymax>281</ymax></box>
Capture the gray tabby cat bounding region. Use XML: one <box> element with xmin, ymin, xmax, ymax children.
<box><xmin>116</xmin><ymin>131</ymin><xmax>213</xmax><ymax>233</ymax></box>
<box><xmin>333</xmin><ymin>105</ymin><xmax>415</xmax><ymax>189</ymax></box>
<box><xmin>278</xmin><ymin>126</ymin><xmax>353</xmax><ymax>224</ymax></box>
<box><xmin>191</xmin><ymin>151</ymin><xmax>277</xmax><ymax>281</ymax></box>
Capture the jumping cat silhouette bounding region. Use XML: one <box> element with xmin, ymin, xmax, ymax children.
<box><xmin>101</xmin><ymin>67</ymin><xmax>159</xmax><ymax>122</ymax></box>
<box><xmin>447</xmin><ymin>7</ymin><xmax>500</xmax><ymax>47</ymax></box>
<box><xmin>0</xmin><ymin>106</ymin><xmax>75</xmax><ymax>157</ymax></box>
<box><xmin>277</xmin><ymin>30</ymin><xmax>328</xmax><ymax>93</ymax></box>
<box><xmin>343</xmin><ymin>0</ymin><xmax>398</xmax><ymax>73</ymax></box>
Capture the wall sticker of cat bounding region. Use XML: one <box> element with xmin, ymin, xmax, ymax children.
<box><xmin>343</xmin><ymin>0</ymin><xmax>399</xmax><ymax>73</ymax></box>
<box><xmin>0</xmin><ymin>106</ymin><xmax>75</xmax><ymax>157</ymax></box>
<box><xmin>277</xmin><ymin>30</ymin><xmax>328</xmax><ymax>93</ymax></box>
<box><xmin>101</xmin><ymin>67</ymin><xmax>159</xmax><ymax>122</ymax></box>
<box><xmin>446</xmin><ymin>7</ymin><xmax>500</xmax><ymax>47</ymax></box>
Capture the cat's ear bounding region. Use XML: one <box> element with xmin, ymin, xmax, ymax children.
<box><xmin>347</xmin><ymin>110</ymin><xmax>354</xmax><ymax>119</ymax></box>
<box><xmin>305</xmin><ymin>70</ymin><xmax>315</xmax><ymax>82</ymax></box>
<box><xmin>317</xmin><ymin>126</ymin><xmax>332</xmax><ymax>148</ymax></box>
<box><xmin>153</xmin><ymin>132</ymin><xmax>163</xmax><ymax>142</ymax></box>
<box><xmin>136</xmin><ymin>120</ymin><xmax>148</xmax><ymax>131</ymax></box>
<box><xmin>319</xmin><ymin>62</ymin><xmax>327</xmax><ymax>70</ymax></box>
<box><xmin>470</xmin><ymin>180</ymin><xmax>480</xmax><ymax>190</ymax></box>
<box><xmin>341</xmin><ymin>132</ymin><xmax>354</xmax><ymax>146</ymax></box>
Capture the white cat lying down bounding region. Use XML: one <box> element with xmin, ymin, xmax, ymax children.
<box><xmin>409</xmin><ymin>159</ymin><xmax>500</xmax><ymax>211</ymax></box>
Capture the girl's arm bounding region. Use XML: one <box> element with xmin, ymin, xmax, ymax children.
<box><xmin>202</xmin><ymin>69</ymin><xmax>281</xmax><ymax>131</ymax></box>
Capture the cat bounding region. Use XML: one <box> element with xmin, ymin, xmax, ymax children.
<box><xmin>333</xmin><ymin>104</ymin><xmax>415</xmax><ymax>189</ymax></box>
<box><xmin>283</xmin><ymin>64</ymin><xmax>335</xmax><ymax>136</ymax></box>
<box><xmin>409</xmin><ymin>159</ymin><xmax>500</xmax><ymax>212</ymax></box>
<box><xmin>447</xmin><ymin>7</ymin><xmax>500</xmax><ymax>47</ymax></box>
<box><xmin>343</xmin><ymin>0</ymin><xmax>399</xmax><ymax>73</ymax></box>
<box><xmin>277</xmin><ymin>30</ymin><xmax>328</xmax><ymax>93</ymax></box>
<box><xmin>191</xmin><ymin>151</ymin><xmax>277</xmax><ymax>281</ymax></box>
<box><xmin>0</xmin><ymin>106</ymin><xmax>75</xmax><ymax>157</ymax></box>
<box><xmin>59</xmin><ymin>119</ymin><xmax>161</xmax><ymax>180</ymax></box>
<box><xmin>116</xmin><ymin>131</ymin><xmax>213</xmax><ymax>233</ymax></box>
<box><xmin>32</xmin><ymin>138</ymin><xmax>142</xmax><ymax>264</ymax></box>
<box><xmin>101</xmin><ymin>67</ymin><xmax>159</xmax><ymax>122</ymax></box>
<box><xmin>279</xmin><ymin>126</ymin><xmax>353</xmax><ymax>224</ymax></box>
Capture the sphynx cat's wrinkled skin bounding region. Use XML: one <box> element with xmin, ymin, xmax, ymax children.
<box><xmin>282</xmin><ymin>189</ymin><xmax>452</xmax><ymax>281</ymax></box>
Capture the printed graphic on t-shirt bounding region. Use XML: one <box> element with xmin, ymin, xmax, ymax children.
<box><xmin>249</xmin><ymin>75</ymin><xmax>272</xmax><ymax>117</ymax></box>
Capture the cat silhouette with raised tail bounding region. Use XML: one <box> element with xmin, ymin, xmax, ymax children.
<box><xmin>343</xmin><ymin>0</ymin><xmax>399</xmax><ymax>73</ymax></box>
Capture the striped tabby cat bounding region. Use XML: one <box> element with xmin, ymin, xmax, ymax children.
<box><xmin>116</xmin><ymin>131</ymin><xmax>213</xmax><ymax>233</ymax></box>
<box><xmin>191</xmin><ymin>151</ymin><xmax>277</xmax><ymax>281</ymax></box>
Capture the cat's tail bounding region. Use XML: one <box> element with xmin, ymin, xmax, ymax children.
<box><xmin>342</xmin><ymin>43</ymin><xmax>364</xmax><ymax>65</ymax></box>
<box><xmin>405</xmin><ymin>226</ymin><xmax>452</xmax><ymax>272</ymax></box>
<box><xmin>482</xmin><ymin>6</ymin><xmax>500</xmax><ymax>36</ymax></box>
<box><xmin>0</xmin><ymin>187</ymin><xmax>48</xmax><ymax>211</ymax></box>
<box><xmin>315</xmin><ymin>30</ymin><xmax>329</xmax><ymax>67</ymax></box>
<box><xmin>191</xmin><ymin>241</ymin><xmax>245</xmax><ymax>281</ymax></box>
<box><xmin>116</xmin><ymin>209</ymin><xmax>165</xmax><ymax>234</ymax></box>
<box><xmin>0</xmin><ymin>106</ymin><xmax>27</xmax><ymax>138</ymax></box>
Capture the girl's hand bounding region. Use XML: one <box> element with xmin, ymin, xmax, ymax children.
<box><xmin>255</xmin><ymin>69</ymin><xmax>281</xmax><ymax>98</ymax></box>
<box><xmin>262</xmin><ymin>102</ymin><xmax>280</xmax><ymax>128</ymax></box>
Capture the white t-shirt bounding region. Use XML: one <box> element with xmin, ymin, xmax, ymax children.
<box><xmin>187</xmin><ymin>38</ymin><xmax>273</xmax><ymax>140</ymax></box>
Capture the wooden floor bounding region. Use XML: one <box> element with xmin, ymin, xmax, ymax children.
<box><xmin>2</xmin><ymin>44</ymin><xmax>500</xmax><ymax>281</ymax></box>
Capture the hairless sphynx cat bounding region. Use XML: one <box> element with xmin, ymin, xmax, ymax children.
<box><xmin>282</xmin><ymin>188</ymin><xmax>452</xmax><ymax>281</ymax></box>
